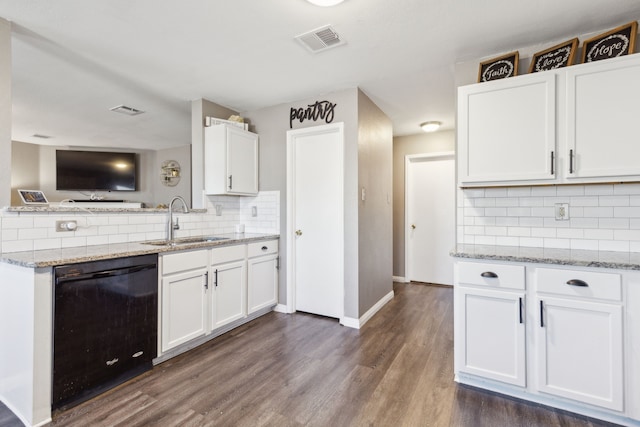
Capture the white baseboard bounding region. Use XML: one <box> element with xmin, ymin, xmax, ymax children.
<box><xmin>340</xmin><ymin>290</ymin><xmax>395</xmax><ymax>329</ymax></box>
<box><xmin>393</xmin><ymin>276</ymin><xmax>409</xmax><ymax>283</ymax></box>
<box><xmin>274</xmin><ymin>304</ymin><xmax>289</xmax><ymax>313</ymax></box>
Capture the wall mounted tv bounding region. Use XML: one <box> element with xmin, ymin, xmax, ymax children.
<box><xmin>56</xmin><ymin>150</ymin><xmax>137</xmax><ymax>191</ymax></box>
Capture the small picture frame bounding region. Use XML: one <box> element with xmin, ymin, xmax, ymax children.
<box><xmin>582</xmin><ymin>21</ymin><xmax>638</xmax><ymax>63</ymax></box>
<box><xmin>478</xmin><ymin>51</ymin><xmax>519</xmax><ymax>83</ymax></box>
<box><xmin>18</xmin><ymin>189</ymin><xmax>49</xmax><ymax>205</ymax></box>
<box><xmin>529</xmin><ymin>38</ymin><xmax>579</xmax><ymax>73</ymax></box>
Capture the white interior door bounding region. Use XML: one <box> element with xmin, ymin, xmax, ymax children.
<box><xmin>406</xmin><ymin>152</ymin><xmax>455</xmax><ymax>285</ymax></box>
<box><xmin>287</xmin><ymin>123</ymin><xmax>344</xmax><ymax>319</ymax></box>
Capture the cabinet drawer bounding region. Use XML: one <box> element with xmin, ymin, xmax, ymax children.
<box><xmin>211</xmin><ymin>244</ymin><xmax>246</xmax><ymax>264</ymax></box>
<box><xmin>248</xmin><ymin>240</ymin><xmax>278</xmax><ymax>258</ymax></box>
<box><xmin>536</xmin><ymin>268</ymin><xmax>621</xmax><ymax>301</ymax></box>
<box><xmin>457</xmin><ymin>261</ymin><xmax>525</xmax><ymax>290</ymax></box>
<box><xmin>162</xmin><ymin>250</ymin><xmax>209</xmax><ymax>275</ymax></box>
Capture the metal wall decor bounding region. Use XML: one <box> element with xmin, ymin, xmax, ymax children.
<box><xmin>582</xmin><ymin>21</ymin><xmax>638</xmax><ymax>63</ymax></box>
<box><xmin>161</xmin><ymin>160</ymin><xmax>181</xmax><ymax>187</ymax></box>
<box><xmin>478</xmin><ymin>51</ymin><xmax>519</xmax><ymax>83</ymax></box>
<box><xmin>289</xmin><ymin>100</ymin><xmax>337</xmax><ymax>128</ymax></box>
<box><xmin>529</xmin><ymin>38</ymin><xmax>579</xmax><ymax>73</ymax></box>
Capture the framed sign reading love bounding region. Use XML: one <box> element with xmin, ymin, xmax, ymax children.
<box><xmin>529</xmin><ymin>38</ymin><xmax>579</xmax><ymax>73</ymax></box>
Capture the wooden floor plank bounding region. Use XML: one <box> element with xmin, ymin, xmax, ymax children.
<box><xmin>38</xmin><ymin>282</ymin><xmax>621</xmax><ymax>427</ymax></box>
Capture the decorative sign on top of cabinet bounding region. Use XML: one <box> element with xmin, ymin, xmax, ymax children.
<box><xmin>205</xmin><ymin>124</ymin><xmax>259</xmax><ymax>196</ymax></box>
<box><xmin>458</xmin><ymin>53</ymin><xmax>640</xmax><ymax>187</ymax></box>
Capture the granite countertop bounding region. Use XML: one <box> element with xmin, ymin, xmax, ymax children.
<box><xmin>3</xmin><ymin>206</ymin><xmax>208</xmax><ymax>213</ymax></box>
<box><xmin>451</xmin><ymin>244</ymin><xmax>640</xmax><ymax>271</ymax></box>
<box><xmin>0</xmin><ymin>233</ymin><xmax>280</xmax><ymax>268</ymax></box>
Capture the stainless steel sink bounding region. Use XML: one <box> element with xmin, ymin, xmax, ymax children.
<box><xmin>143</xmin><ymin>236</ymin><xmax>230</xmax><ymax>246</ymax></box>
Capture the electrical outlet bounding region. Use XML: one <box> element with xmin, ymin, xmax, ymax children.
<box><xmin>56</xmin><ymin>220</ymin><xmax>77</xmax><ymax>232</ymax></box>
<box><xmin>215</xmin><ymin>204</ymin><xmax>223</xmax><ymax>216</ymax></box>
<box><xmin>555</xmin><ymin>203</ymin><xmax>570</xmax><ymax>221</ymax></box>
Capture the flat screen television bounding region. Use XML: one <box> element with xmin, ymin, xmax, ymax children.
<box><xmin>56</xmin><ymin>150</ymin><xmax>137</xmax><ymax>191</ymax></box>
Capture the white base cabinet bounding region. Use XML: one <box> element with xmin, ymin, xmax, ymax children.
<box><xmin>455</xmin><ymin>261</ymin><xmax>526</xmax><ymax>387</ymax></box>
<box><xmin>454</xmin><ymin>259</ymin><xmax>635</xmax><ymax>425</ymax></box>
<box><xmin>161</xmin><ymin>250</ymin><xmax>208</xmax><ymax>352</ymax></box>
<box><xmin>536</xmin><ymin>267</ymin><xmax>623</xmax><ymax>411</ymax></box>
<box><xmin>160</xmin><ymin>240</ymin><xmax>279</xmax><ymax>355</ymax></box>
<box><xmin>247</xmin><ymin>240</ymin><xmax>279</xmax><ymax>314</ymax></box>
<box><xmin>210</xmin><ymin>245</ymin><xmax>247</xmax><ymax>330</ymax></box>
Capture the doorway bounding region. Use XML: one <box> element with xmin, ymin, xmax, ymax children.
<box><xmin>286</xmin><ymin>123</ymin><xmax>344</xmax><ymax>319</ymax></box>
<box><xmin>405</xmin><ymin>152</ymin><xmax>455</xmax><ymax>285</ymax></box>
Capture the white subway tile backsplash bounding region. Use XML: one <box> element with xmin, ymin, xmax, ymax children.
<box><xmin>460</xmin><ymin>184</ymin><xmax>640</xmax><ymax>252</ymax></box>
<box><xmin>584</xmin><ymin>184</ymin><xmax>614</xmax><ymax>196</ymax></box>
<box><xmin>0</xmin><ymin>191</ymin><xmax>280</xmax><ymax>254</ymax></box>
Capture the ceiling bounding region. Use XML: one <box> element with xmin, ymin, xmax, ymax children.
<box><xmin>1</xmin><ymin>0</ymin><xmax>640</xmax><ymax>151</ymax></box>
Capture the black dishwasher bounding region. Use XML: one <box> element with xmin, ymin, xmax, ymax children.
<box><xmin>53</xmin><ymin>254</ymin><xmax>158</xmax><ymax>410</ymax></box>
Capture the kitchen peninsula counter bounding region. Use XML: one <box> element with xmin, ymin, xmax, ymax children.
<box><xmin>0</xmin><ymin>233</ymin><xmax>279</xmax><ymax>268</ymax></box>
<box><xmin>451</xmin><ymin>244</ymin><xmax>640</xmax><ymax>271</ymax></box>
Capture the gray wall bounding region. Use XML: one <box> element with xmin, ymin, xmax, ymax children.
<box><xmin>392</xmin><ymin>131</ymin><xmax>455</xmax><ymax>278</ymax></box>
<box><xmin>10</xmin><ymin>141</ymin><xmax>191</xmax><ymax>207</ymax></box>
<box><xmin>0</xmin><ymin>18</ymin><xmax>10</xmax><ymax>208</ymax></box>
<box><xmin>357</xmin><ymin>89</ymin><xmax>393</xmax><ymax>315</ymax></box>
<box><xmin>245</xmin><ymin>88</ymin><xmax>392</xmax><ymax>319</ymax></box>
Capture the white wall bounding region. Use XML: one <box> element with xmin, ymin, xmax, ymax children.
<box><xmin>0</xmin><ymin>18</ymin><xmax>11</xmax><ymax>209</ymax></box>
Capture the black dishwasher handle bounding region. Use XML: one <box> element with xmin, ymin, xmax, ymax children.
<box><xmin>56</xmin><ymin>263</ymin><xmax>156</xmax><ymax>284</ymax></box>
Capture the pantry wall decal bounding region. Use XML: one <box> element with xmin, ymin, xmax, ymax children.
<box><xmin>290</xmin><ymin>100</ymin><xmax>337</xmax><ymax>128</ymax></box>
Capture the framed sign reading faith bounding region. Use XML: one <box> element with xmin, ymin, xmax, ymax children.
<box><xmin>582</xmin><ymin>21</ymin><xmax>638</xmax><ymax>63</ymax></box>
<box><xmin>529</xmin><ymin>38</ymin><xmax>579</xmax><ymax>73</ymax></box>
<box><xmin>478</xmin><ymin>51</ymin><xmax>519</xmax><ymax>83</ymax></box>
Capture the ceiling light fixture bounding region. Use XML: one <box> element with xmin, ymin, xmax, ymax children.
<box><xmin>420</xmin><ymin>121</ymin><xmax>441</xmax><ymax>133</ymax></box>
<box><xmin>306</xmin><ymin>0</ymin><xmax>345</xmax><ymax>6</ymax></box>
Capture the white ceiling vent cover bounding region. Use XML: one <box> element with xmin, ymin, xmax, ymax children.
<box><xmin>110</xmin><ymin>105</ymin><xmax>145</xmax><ymax>116</ymax></box>
<box><xmin>295</xmin><ymin>25</ymin><xmax>346</xmax><ymax>53</ymax></box>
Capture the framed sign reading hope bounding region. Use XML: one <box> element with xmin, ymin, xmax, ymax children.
<box><xmin>478</xmin><ymin>51</ymin><xmax>519</xmax><ymax>83</ymax></box>
<box><xmin>582</xmin><ymin>21</ymin><xmax>638</xmax><ymax>63</ymax></box>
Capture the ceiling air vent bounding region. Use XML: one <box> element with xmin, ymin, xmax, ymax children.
<box><xmin>295</xmin><ymin>25</ymin><xmax>346</xmax><ymax>53</ymax></box>
<box><xmin>110</xmin><ymin>105</ymin><xmax>145</xmax><ymax>116</ymax></box>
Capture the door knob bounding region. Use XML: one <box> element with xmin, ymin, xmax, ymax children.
<box><xmin>411</xmin><ymin>224</ymin><xmax>416</xmax><ymax>229</ymax></box>
<box><xmin>295</xmin><ymin>230</ymin><xmax>302</xmax><ymax>236</ymax></box>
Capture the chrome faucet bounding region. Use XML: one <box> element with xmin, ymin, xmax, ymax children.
<box><xmin>167</xmin><ymin>196</ymin><xmax>189</xmax><ymax>241</ymax></box>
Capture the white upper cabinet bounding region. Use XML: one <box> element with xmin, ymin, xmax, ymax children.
<box><xmin>458</xmin><ymin>54</ymin><xmax>640</xmax><ymax>187</ymax></box>
<box><xmin>566</xmin><ymin>54</ymin><xmax>640</xmax><ymax>181</ymax></box>
<box><xmin>458</xmin><ymin>73</ymin><xmax>557</xmax><ymax>185</ymax></box>
<box><xmin>205</xmin><ymin>124</ymin><xmax>259</xmax><ymax>196</ymax></box>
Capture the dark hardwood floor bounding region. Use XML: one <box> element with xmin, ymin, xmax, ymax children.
<box><xmin>1</xmin><ymin>282</ymin><xmax>620</xmax><ymax>426</ymax></box>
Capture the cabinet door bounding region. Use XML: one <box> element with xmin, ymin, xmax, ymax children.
<box><xmin>227</xmin><ymin>126</ymin><xmax>259</xmax><ymax>195</ymax></box>
<box><xmin>161</xmin><ymin>268</ymin><xmax>208</xmax><ymax>352</ymax></box>
<box><xmin>248</xmin><ymin>254</ymin><xmax>278</xmax><ymax>314</ymax></box>
<box><xmin>537</xmin><ymin>297</ymin><xmax>623</xmax><ymax>410</ymax></box>
<box><xmin>210</xmin><ymin>260</ymin><xmax>246</xmax><ymax>330</ymax></box>
<box><xmin>458</xmin><ymin>73</ymin><xmax>556</xmax><ymax>185</ymax></box>
<box><xmin>204</xmin><ymin>124</ymin><xmax>259</xmax><ymax>195</ymax></box>
<box><xmin>456</xmin><ymin>287</ymin><xmax>526</xmax><ymax>386</ymax></box>
<box><xmin>566</xmin><ymin>55</ymin><xmax>640</xmax><ymax>180</ymax></box>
